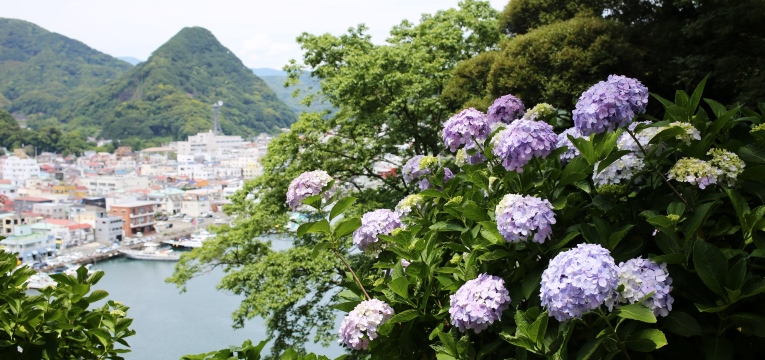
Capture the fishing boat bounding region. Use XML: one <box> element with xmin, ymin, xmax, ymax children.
<box><xmin>162</xmin><ymin>229</ymin><xmax>212</xmax><ymax>249</ymax></box>
<box><xmin>119</xmin><ymin>242</ymin><xmax>181</xmax><ymax>261</ymax></box>
<box><xmin>27</xmin><ymin>273</ymin><xmax>56</xmax><ymax>290</ymax></box>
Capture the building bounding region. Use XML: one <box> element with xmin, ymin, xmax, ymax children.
<box><xmin>32</xmin><ymin>203</ymin><xmax>69</xmax><ymax>220</ymax></box>
<box><xmin>110</xmin><ymin>201</ymin><xmax>158</xmax><ymax>237</ymax></box>
<box><xmin>0</xmin><ymin>225</ymin><xmax>55</xmax><ymax>262</ymax></box>
<box><xmin>174</xmin><ymin>131</ymin><xmax>244</xmax><ymax>156</ymax></box>
<box><xmin>181</xmin><ymin>190</ymin><xmax>215</xmax><ymax>218</ymax></box>
<box><xmin>84</xmin><ymin>176</ymin><xmax>149</xmax><ymax>196</ymax></box>
<box><xmin>12</xmin><ymin>196</ymin><xmax>53</xmax><ymax>213</ymax></box>
<box><xmin>0</xmin><ymin>182</ymin><xmax>19</xmax><ymax>200</ymax></box>
<box><xmin>1</xmin><ymin>156</ymin><xmax>39</xmax><ymax>187</ymax></box>
<box><xmin>81</xmin><ymin>197</ymin><xmax>107</xmax><ymax>209</ymax></box>
<box><xmin>1</xmin><ymin>213</ymin><xmax>40</xmax><ymax>235</ymax></box>
<box><xmin>94</xmin><ymin>213</ymin><xmax>123</xmax><ymax>245</ymax></box>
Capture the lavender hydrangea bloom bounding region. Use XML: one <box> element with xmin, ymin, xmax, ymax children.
<box><xmin>456</xmin><ymin>148</ymin><xmax>486</xmax><ymax>166</ymax></box>
<box><xmin>540</xmin><ymin>244</ymin><xmax>619</xmax><ymax>321</ymax></box>
<box><xmin>338</xmin><ymin>299</ymin><xmax>394</xmax><ymax>350</ymax></box>
<box><xmin>286</xmin><ymin>170</ymin><xmax>333</xmax><ymax>211</ymax></box>
<box><xmin>617</xmin><ymin>121</ymin><xmax>664</xmax><ymax>153</ymax></box>
<box><xmin>402</xmin><ymin>155</ymin><xmax>431</xmax><ymax>184</ymax></box>
<box><xmin>593</xmin><ymin>153</ymin><xmax>645</xmax><ymax>187</ymax></box>
<box><xmin>449</xmin><ymin>274</ymin><xmax>511</xmax><ymax>333</ymax></box>
<box><xmin>617</xmin><ymin>257</ymin><xmax>674</xmax><ymax>317</ymax></box>
<box><xmin>495</xmin><ymin>194</ymin><xmax>556</xmax><ymax>243</ymax></box>
<box><xmin>667</xmin><ymin>157</ymin><xmax>719</xmax><ymax>189</ymax></box>
<box><xmin>353</xmin><ymin>209</ymin><xmax>402</xmax><ymax>252</ymax></box>
<box><xmin>444</xmin><ymin>168</ymin><xmax>455</xmax><ymax>183</ymax></box>
<box><xmin>557</xmin><ymin>127</ymin><xmax>584</xmax><ymax>164</ymax></box>
<box><xmin>573</xmin><ymin>75</ymin><xmax>648</xmax><ymax>136</ymax></box>
<box><xmin>487</xmin><ymin>94</ymin><xmax>525</xmax><ymax>125</ymax></box>
<box><xmin>442</xmin><ymin>108</ymin><xmax>490</xmax><ymax>152</ymax></box>
<box><xmin>395</xmin><ymin>194</ymin><xmax>424</xmax><ymax>217</ymax></box>
<box><xmin>491</xmin><ymin>119</ymin><xmax>558</xmax><ymax>172</ymax></box>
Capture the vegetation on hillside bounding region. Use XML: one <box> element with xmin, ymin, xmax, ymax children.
<box><xmin>62</xmin><ymin>27</ymin><xmax>296</xmax><ymax>140</ymax></box>
<box><xmin>260</xmin><ymin>72</ymin><xmax>333</xmax><ymax>115</ymax></box>
<box><xmin>0</xmin><ymin>108</ymin><xmax>89</xmax><ymax>156</ymax></box>
<box><xmin>0</xmin><ymin>18</ymin><xmax>131</xmax><ymax>121</ymax></box>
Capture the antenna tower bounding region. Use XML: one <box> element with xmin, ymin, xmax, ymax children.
<box><xmin>212</xmin><ymin>100</ymin><xmax>223</xmax><ymax>135</ymax></box>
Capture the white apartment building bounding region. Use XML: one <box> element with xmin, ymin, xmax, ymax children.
<box><xmin>139</xmin><ymin>164</ymin><xmax>178</xmax><ymax>177</ymax></box>
<box><xmin>95</xmin><ymin>214</ymin><xmax>124</xmax><ymax>245</ymax></box>
<box><xmin>84</xmin><ymin>176</ymin><xmax>150</xmax><ymax>196</ymax></box>
<box><xmin>32</xmin><ymin>203</ymin><xmax>69</xmax><ymax>220</ymax></box>
<box><xmin>0</xmin><ymin>183</ymin><xmax>18</xmax><ymax>200</ymax></box>
<box><xmin>175</xmin><ymin>131</ymin><xmax>244</xmax><ymax>156</ymax></box>
<box><xmin>1</xmin><ymin>156</ymin><xmax>39</xmax><ymax>187</ymax></box>
<box><xmin>178</xmin><ymin>163</ymin><xmax>213</xmax><ymax>180</ymax></box>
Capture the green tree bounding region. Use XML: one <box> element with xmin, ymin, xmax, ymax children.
<box><xmin>168</xmin><ymin>1</ymin><xmax>500</xmax><ymax>355</ymax></box>
<box><xmin>0</xmin><ymin>250</ymin><xmax>136</xmax><ymax>359</ymax></box>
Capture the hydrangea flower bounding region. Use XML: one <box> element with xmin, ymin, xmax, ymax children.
<box><xmin>523</xmin><ymin>103</ymin><xmax>556</xmax><ymax>121</ymax></box>
<box><xmin>487</xmin><ymin>94</ymin><xmax>525</xmax><ymax>125</ymax></box>
<box><xmin>449</xmin><ymin>274</ymin><xmax>511</xmax><ymax>333</ymax></box>
<box><xmin>708</xmin><ymin>148</ymin><xmax>745</xmax><ymax>187</ymax></box>
<box><xmin>444</xmin><ymin>168</ymin><xmax>455</xmax><ymax>183</ymax></box>
<box><xmin>455</xmin><ymin>148</ymin><xmax>486</xmax><ymax>166</ymax></box>
<box><xmin>395</xmin><ymin>194</ymin><xmax>425</xmax><ymax>217</ymax></box>
<box><xmin>752</xmin><ymin>123</ymin><xmax>765</xmax><ymax>142</ymax></box>
<box><xmin>402</xmin><ymin>155</ymin><xmax>431</xmax><ymax>184</ymax></box>
<box><xmin>557</xmin><ymin>127</ymin><xmax>584</xmax><ymax>164</ymax></box>
<box><xmin>286</xmin><ymin>170</ymin><xmax>334</xmax><ymax>211</ymax></box>
<box><xmin>491</xmin><ymin>119</ymin><xmax>558</xmax><ymax>172</ymax></box>
<box><xmin>353</xmin><ymin>209</ymin><xmax>402</xmax><ymax>252</ymax></box>
<box><xmin>617</xmin><ymin>121</ymin><xmax>664</xmax><ymax>153</ymax></box>
<box><xmin>573</xmin><ymin>75</ymin><xmax>648</xmax><ymax>136</ymax></box>
<box><xmin>540</xmin><ymin>244</ymin><xmax>619</xmax><ymax>321</ymax></box>
<box><xmin>616</xmin><ymin>257</ymin><xmax>674</xmax><ymax>317</ymax></box>
<box><xmin>495</xmin><ymin>194</ymin><xmax>556</xmax><ymax>243</ymax></box>
<box><xmin>669</xmin><ymin>122</ymin><xmax>701</xmax><ymax>145</ymax></box>
<box><xmin>593</xmin><ymin>153</ymin><xmax>645</xmax><ymax>187</ymax></box>
<box><xmin>338</xmin><ymin>299</ymin><xmax>394</xmax><ymax>350</ymax></box>
<box><xmin>442</xmin><ymin>108</ymin><xmax>490</xmax><ymax>152</ymax></box>
<box><xmin>668</xmin><ymin>157</ymin><xmax>719</xmax><ymax>189</ymax></box>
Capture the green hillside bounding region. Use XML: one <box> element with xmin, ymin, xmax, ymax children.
<box><xmin>259</xmin><ymin>72</ymin><xmax>334</xmax><ymax>115</ymax></box>
<box><xmin>64</xmin><ymin>27</ymin><xmax>296</xmax><ymax>140</ymax></box>
<box><xmin>0</xmin><ymin>18</ymin><xmax>132</xmax><ymax>120</ymax></box>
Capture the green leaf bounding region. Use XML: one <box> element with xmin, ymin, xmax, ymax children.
<box><xmin>330</xmin><ymin>197</ymin><xmax>357</xmax><ymax>220</ymax></box>
<box><xmin>306</xmin><ymin>219</ymin><xmax>330</xmax><ymax>235</ymax></box>
<box><xmin>693</xmin><ymin>240</ymin><xmax>728</xmax><ymax>296</ymax></box>
<box><xmin>662</xmin><ymin>311</ymin><xmax>701</xmax><ymax>337</ymax></box>
<box><xmin>726</xmin><ymin>258</ymin><xmax>747</xmax><ymax>291</ymax></box>
<box><xmin>646</xmin><ymin>216</ymin><xmax>674</xmax><ymax>229</ymax></box>
<box><xmin>84</xmin><ymin>289</ymin><xmax>110</xmax><ymax>303</ymax></box>
<box><xmin>647</xmin><ymin>126</ymin><xmax>686</xmax><ymax>146</ymax></box>
<box><xmin>595</xmin><ymin>150</ymin><xmax>631</xmax><ymax>174</ymax></box>
<box><xmin>302</xmin><ymin>194</ymin><xmax>323</xmax><ymax>210</ymax></box>
<box><xmin>625</xmin><ymin>329</ymin><xmax>667</xmax><ymax>352</ymax></box>
<box><xmin>387</xmin><ymin>309</ymin><xmax>419</xmax><ymax>324</ymax></box>
<box><xmin>667</xmin><ymin>202</ymin><xmax>686</xmax><ymax>216</ymax></box>
<box><xmin>462</xmin><ymin>202</ymin><xmax>489</xmax><ymax>221</ymax></box>
<box><xmin>569</xmin><ymin>136</ymin><xmax>596</xmax><ymax>165</ymax></box>
<box><xmin>333</xmin><ymin>217</ymin><xmax>361</xmax><ymax>238</ymax></box>
<box><xmin>389</xmin><ymin>277</ymin><xmax>409</xmax><ymax>299</ymax></box>
<box><xmin>280</xmin><ymin>348</ymin><xmax>299</xmax><ymax>360</ymax></box>
<box><xmin>615</xmin><ymin>304</ymin><xmax>657</xmax><ymax>323</ymax></box>
<box><xmin>700</xmin><ymin>336</ymin><xmax>734</xmax><ymax>360</ymax></box>
<box><xmin>576</xmin><ymin>338</ymin><xmax>604</xmax><ymax>360</ymax></box>
<box><xmin>430</xmin><ymin>221</ymin><xmax>466</xmax><ymax>232</ymax></box>
<box><xmin>522</xmin><ymin>269</ymin><xmax>544</xmax><ymax>300</ymax></box>
<box><xmin>296</xmin><ymin>222</ymin><xmax>315</xmax><ymax>237</ymax></box>
<box><xmin>311</xmin><ymin>242</ymin><xmax>329</xmax><ymax>259</ymax></box>
<box><xmin>528</xmin><ymin>311</ymin><xmax>548</xmax><ymax>345</ymax></box>
<box><xmin>739</xmin><ymin>143</ymin><xmax>765</xmax><ymax>165</ymax></box>
<box><xmin>559</xmin><ymin>157</ymin><xmax>590</xmax><ymax>187</ymax></box>
<box><xmin>729</xmin><ymin>313</ymin><xmax>765</xmax><ymax>337</ymax></box>
<box><xmin>682</xmin><ymin>201</ymin><xmax>716</xmax><ymax>242</ymax></box>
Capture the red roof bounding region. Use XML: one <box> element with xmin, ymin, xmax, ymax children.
<box><xmin>67</xmin><ymin>223</ymin><xmax>92</xmax><ymax>230</ymax></box>
<box><xmin>0</xmin><ymin>179</ymin><xmax>12</xmax><ymax>185</ymax></box>
<box><xmin>76</xmin><ymin>186</ymin><xmax>88</xmax><ymax>190</ymax></box>
<box><xmin>45</xmin><ymin>219</ymin><xmax>76</xmax><ymax>226</ymax></box>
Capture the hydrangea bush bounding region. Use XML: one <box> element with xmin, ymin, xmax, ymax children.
<box><xmin>282</xmin><ymin>76</ymin><xmax>765</xmax><ymax>359</ymax></box>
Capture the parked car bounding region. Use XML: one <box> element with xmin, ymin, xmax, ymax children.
<box><xmin>166</xmin><ymin>223</ymin><xmax>173</xmax><ymax>228</ymax></box>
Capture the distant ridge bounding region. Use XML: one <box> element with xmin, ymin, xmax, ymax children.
<box><xmin>252</xmin><ymin>68</ymin><xmax>288</xmax><ymax>77</ymax></box>
<box><xmin>0</xmin><ymin>18</ymin><xmax>131</xmax><ymax>119</ymax></box>
<box><xmin>63</xmin><ymin>26</ymin><xmax>296</xmax><ymax>140</ymax></box>
<box><xmin>118</xmin><ymin>56</ymin><xmax>143</xmax><ymax>66</ymax></box>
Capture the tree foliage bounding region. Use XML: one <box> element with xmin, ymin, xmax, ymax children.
<box><xmin>0</xmin><ymin>108</ymin><xmax>90</xmax><ymax>156</ymax></box>
<box><xmin>0</xmin><ymin>250</ymin><xmax>136</xmax><ymax>359</ymax></box>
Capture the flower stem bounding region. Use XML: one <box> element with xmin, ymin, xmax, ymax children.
<box><xmin>625</xmin><ymin>129</ymin><xmax>688</xmax><ymax>207</ymax></box>
<box><xmin>332</xmin><ymin>248</ymin><xmax>371</xmax><ymax>301</ymax></box>
<box><xmin>599</xmin><ymin>309</ymin><xmax>632</xmax><ymax>360</ymax></box>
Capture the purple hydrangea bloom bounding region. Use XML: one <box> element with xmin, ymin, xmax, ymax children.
<box><xmin>286</xmin><ymin>170</ymin><xmax>333</xmax><ymax>211</ymax></box>
<box><xmin>444</xmin><ymin>168</ymin><xmax>455</xmax><ymax>183</ymax></box>
<box><xmin>338</xmin><ymin>299</ymin><xmax>394</xmax><ymax>350</ymax></box>
<box><xmin>557</xmin><ymin>127</ymin><xmax>584</xmax><ymax>164</ymax></box>
<box><xmin>540</xmin><ymin>244</ymin><xmax>619</xmax><ymax>321</ymax></box>
<box><xmin>495</xmin><ymin>194</ymin><xmax>556</xmax><ymax>243</ymax></box>
<box><xmin>402</xmin><ymin>155</ymin><xmax>431</xmax><ymax>184</ymax></box>
<box><xmin>442</xmin><ymin>108</ymin><xmax>490</xmax><ymax>152</ymax></box>
<box><xmin>449</xmin><ymin>274</ymin><xmax>511</xmax><ymax>333</ymax></box>
<box><xmin>353</xmin><ymin>209</ymin><xmax>402</xmax><ymax>252</ymax></box>
<box><xmin>491</xmin><ymin>119</ymin><xmax>558</xmax><ymax>172</ymax></box>
<box><xmin>616</xmin><ymin>257</ymin><xmax>674</xmax><ymax>317</ymax></box>
<box><xmin>573</xmin><ymin>75</ymin><xmax>648</xmax><ymax>136</ymax></box>
<box><xmin>487</xmin><ymin>94</ymin><xmax>525</xmax><ymax>125</ymax></box>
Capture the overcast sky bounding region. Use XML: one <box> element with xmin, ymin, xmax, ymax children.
<box><xmin>3</xmin><ymin>0</ymin><xmax>509</xmax><ymax>69</ymax></box>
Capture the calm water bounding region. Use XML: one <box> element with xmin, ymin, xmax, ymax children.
<box><xmin>91</xmin><ymin>247</ymin><xmax>344</xmax><ymax>359</ymax></box>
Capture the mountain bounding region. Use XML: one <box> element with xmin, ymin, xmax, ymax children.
<box><xmin>252</xmin><ymin>68</ymin><xmax>287</xmax><ymax>77</ymax></box>
<box><xmin>63</xmin><ymin>27</ymin><xmax>296</xmax><ymax>140</ymax></box>
<box><xmin>0</xmin><ymin>18</ymin><xmax>132</xmax><ymax>119</ymax></box>
<box><xmin>118</xmin><ymin>56</ymin><xmax>143</xmax><ymax>65</ymax></box>
<box><xmin>259</xmin><ymin>72</ymin><xmax>334</xmax><ymax>115</ymax></box>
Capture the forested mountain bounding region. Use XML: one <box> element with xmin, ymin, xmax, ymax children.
<box><xmin>62</xmin><ymin>27</ymin><xmax>296</xmax><ymax>140</ymax></box>
<box><xmin>259</xmin><ymin>71</ymin><xmax>333</xmax><ymax>115</ymax></box>
<box><xmin>118</xmin><ymin>57</ymin><xmax>143</xmax><ymax>66</ymax></box>
<box><xmin>0</xmin><ymin>18</ymin><xmax>131</xmax><ymax>120</ymax></box>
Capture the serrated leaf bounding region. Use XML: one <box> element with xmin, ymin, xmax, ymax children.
<box><xmin>389</xmin><ymin>277</ymin><xmax>409</xmax><ymax>299</ymax></box>
<box><xmin>333</xmin><ymin>217</ymin><xmax>361</xmax><ymax>238</ymax></box>
<box><xmin>615</xmin><ymin>304</ymin><xmax>657</xmax><ymax>323</ymax></box>
<box><xmin>729</xmin><ymin>313</ymin><xmax>765</xmax><ymax>337</ymax></box>
<box><xmin>693</xmin><ymin>240</ymin><xmax>728</xmax><ymax>296</ymax></box>
<box><xmin>387</xmin><ymin>309</ymin><xmax>419</xmax><ymax>324</ymax></box>
<box><xmin>626</xmin><ymin>329</ymin><xmax>667</xmax><ymax>352</ymax></box>
<box><xmin>330</xmin><ymin>197</ymin><xmax>357</xmax><ymax>220</ymax></box>
<box><xmin>662</xmin><ymin>311</ymin><xmax>701</xmax><ymax>337</ymax></box>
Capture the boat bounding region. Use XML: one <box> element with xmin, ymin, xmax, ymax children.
<box><xmin>27</xmin><ymin>273</ymin><xmax>56</xmax><ymax>290</ymax></box>
<box><xmin>119</xmin><ymin>242</ymin><xmax>181</xmax><ymax>261</ymax></box>
<box><xmin>162</xmin><ymin>229</ymin><xmax>212</xmax><ymax>249</ymax></box>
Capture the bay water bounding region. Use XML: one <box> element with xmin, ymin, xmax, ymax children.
<box><xmin>90</xmin><ymin>242</ymin><xmax>344</xmax><ymax>359</ymax></box>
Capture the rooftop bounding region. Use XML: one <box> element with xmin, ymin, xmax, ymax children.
<box><xmin>14</xmin><ymin>196</ymin><xmax>53</xmax><ymax>202</ymax></box>
<box><xmin>111</xmin><ymin>201</ymin><xmax>159</xmax><ymax>208</ymax></box>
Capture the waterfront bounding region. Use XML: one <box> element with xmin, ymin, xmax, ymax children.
<box><xmin>90</xmin><ymin>254</ymin><xmax>344</xmax><ymax>359</ymax></box>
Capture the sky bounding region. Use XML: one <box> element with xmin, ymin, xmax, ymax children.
<box><xmin>2</xmin><ymin>0</ymin><xmax>509</xmax><ymax>70</ymax></box>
